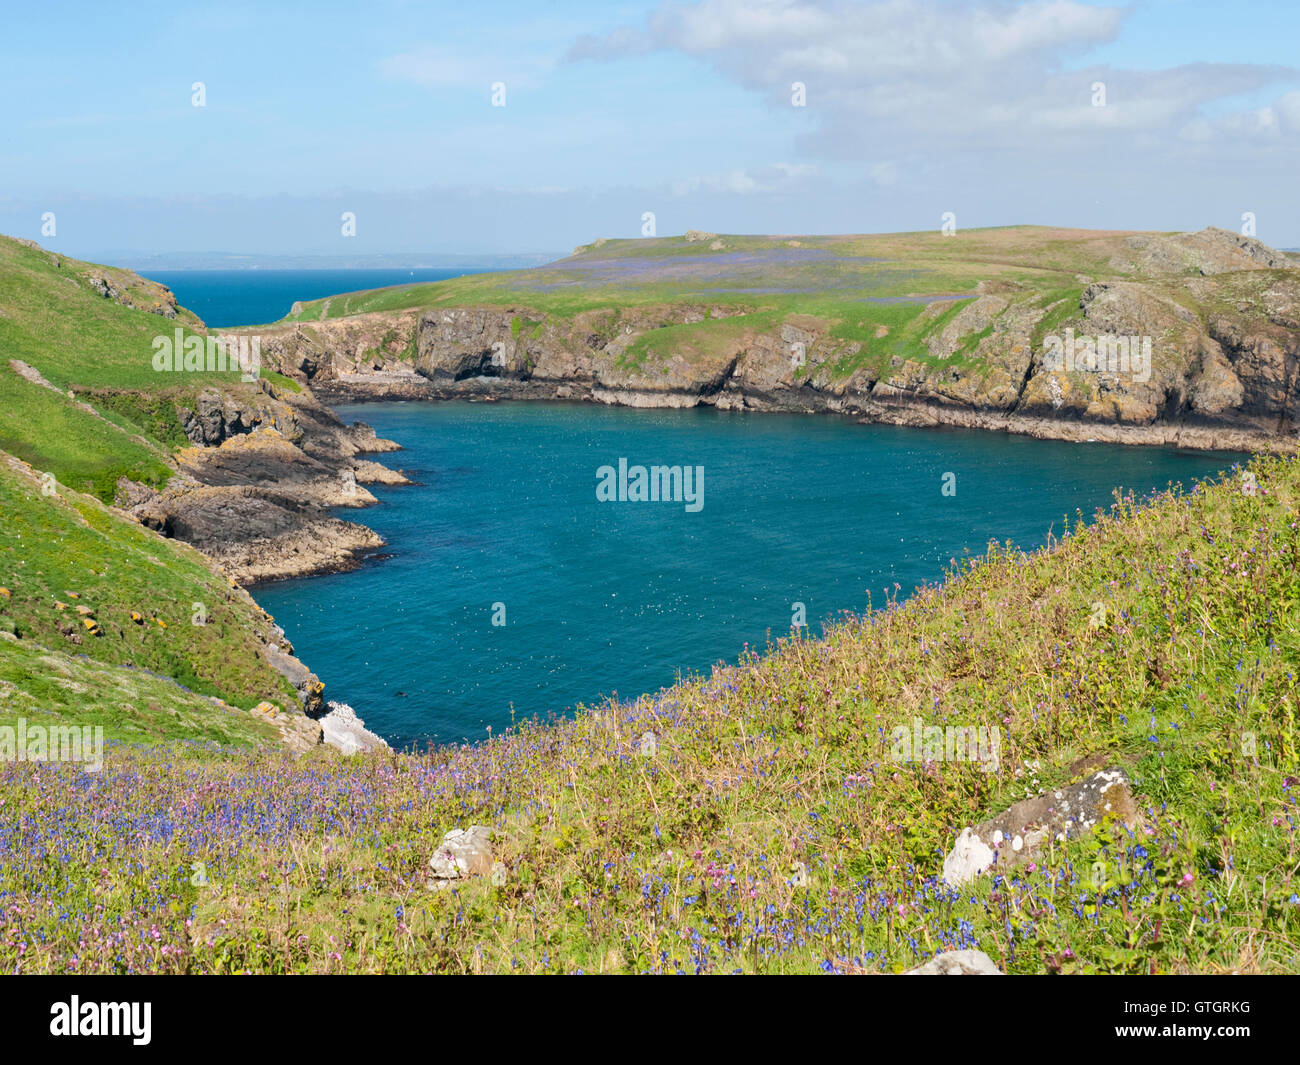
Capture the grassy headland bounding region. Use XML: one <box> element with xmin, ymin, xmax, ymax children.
<box><xmin>249</xmin><ymin>226</ymin><xmax>1300</xmax><ymax>453</ymax></box>
<box><xmin>0</xmin><ymin>236</ymin><xmax>342</xmax><ymax>746</ymax></box>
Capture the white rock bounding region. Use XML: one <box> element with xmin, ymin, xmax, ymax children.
<box><xmin>317</xmin><ymin>701</ymin><xmax>388</xmax><ymax>755</ymax></box>
<box><xmin>428</xmin><ymin>825</ymin><xmax>494</xmax><ymax>884</ymax></box>
<box><xmin>904</xmin><ymin>949</ymin><xmax>1002</xmax><ymax>975</ymax></box>
<box><xmin>638</xmin><ymin>731</ymin><xmax>658</xmax><ymax>757</ymax></box>
<box><xmin>942</xmin><ymin>827</ymin><xmax>995</xmax><ymax>887</ymax></box>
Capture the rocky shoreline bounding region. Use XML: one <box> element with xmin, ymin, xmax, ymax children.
<box><xmin>241</xmin><ymin>228</ymin><xmax>1300</xmax><ymax>456</ymax></box>
<box><xmin>311</xmin><ymin>373</ymin><xmax>1285</xmax><ymax>455</ymax></box>
<box><xmin>123</xmin><ymin>380</ymin><xmax>410</xmax><ymax>586</ymax></box>
<box><xmin>108</xmin><ymin>377</ymin><xmax>413</xmax><ymax>751</ymax></box>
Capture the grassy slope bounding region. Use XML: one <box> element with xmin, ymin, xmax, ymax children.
<box><xmin>0</xmin><ymin>236</ymin><xmax>307</xmax><ymax>737</ymax></box>
<box><xmin>0</xmin><ymin>637</ymin><xmax>278</xmax><ymax>747</ymax></box>
<box><xmin>0</xmin><ymin>236</ymin><xmax>257</xmax><ymax>501</ymax></box>
<box><xmin>2</xmin><ymin>446</ymin><xmax>1296</xmax><ymax>974</ymax></box>
<box><xmin>282</xmin><ymin>226</ymin><xmax>1129</xmax><ymax>322</ymax></box>
<box><xmin>0</xmin><ymin>458</ymin><xmax>300</xmax><ymax>711</ymax></box>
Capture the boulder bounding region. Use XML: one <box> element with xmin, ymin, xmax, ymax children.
<box><xmin>904</xmin><ymin>950</ymin><xmax>1002</xmax><ymax>975</ymax></box>
<box><xmin>942</xmin><ymin>827</ymin><xmax>996</xmax><ymax>887</ymax></box>
<box><xmin>428</xmin><ymin>826</ymin><xmax>494</xmax><ymax>889</ymax></box>
<box><xmin>942</xmin><ymin>767</ymin><xmax>1138</xmax><ymax>886</ymax></box>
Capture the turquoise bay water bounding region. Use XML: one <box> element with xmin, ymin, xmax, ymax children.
<box><xmin>252</xmin><ymin>401</ymin><xmax>1242</xmax><ymax>749</ymax></box>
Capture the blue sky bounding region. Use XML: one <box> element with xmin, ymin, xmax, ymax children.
<box><xmin>3</xmin><ymin>0</ymin><xmax>1298</xmax><ymax>258</ymax></box>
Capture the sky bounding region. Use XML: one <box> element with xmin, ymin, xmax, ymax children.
<box><xmin>3</xmin><ymin>0</ymin><xmax>1298</xmax><ymax>260</ymax></box>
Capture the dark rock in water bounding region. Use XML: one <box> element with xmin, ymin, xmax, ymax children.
<box><xmin>130</xmin><ymin>379</ymin><xmax>405</xmax><ymax>584</ymax></box>
<box><xmin>942</xmin><ymin>767</ymin><xmax>1138</xmax><ymax>886</ymax></box>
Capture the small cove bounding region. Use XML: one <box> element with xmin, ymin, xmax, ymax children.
<box><xmin>252</xmin><ymin>400</ymin><xmax>1242</xmax><ymax>748</ymax></box>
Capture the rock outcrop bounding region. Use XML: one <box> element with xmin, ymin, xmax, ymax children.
<box><xmin>1110</xmin><ymin>227</ymin><xmax>1294</xmax><ymax>275</ymax></box>
<box><xmin>314</xmin><ymin>701</ymin><xmax>389</xmax><ymax>754</ymax></box>
<box><xmin>942</xmin><ymin>768</ymin><xmax>1139</xmax><ymax>886</ymax></box>
<box><xmin>125</xmin><ymin>379</ymin><xmax>405</xmax><ymax>584</ymax></box>
<box><xmin>427</xmin><ymin>826</ymin><xmax>501</xmax><ymax>891</ymax></box>
<box><xmin>139</xmin><ymin>483</ymin><xmax>385</xmax><ymax>584</ymax></box>
<box><xmin>904</xmin><ymin>949</ymin><xmax>1002</xmax><ymax>975</ymax></box>
<box><xmin>248</xmin><ymin>700</ymin><xmax>325</xmax><ymax>752</ymax></box>
<box><xmin>85</xmin><ymin>271</ymin><xmax>181</xmax><ymax>318</ymax></box>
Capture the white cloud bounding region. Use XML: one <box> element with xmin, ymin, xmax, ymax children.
<box><xmin>867</xmin><ymin>161</ymin><xmax>897</xmax><ymax>186</ymax></box>
<box><xmin>670</xmin><ymin>168</ymin><xmax>759</xmax><ymax>195</ymax></box>
<box><xmin>569</xmin><ymin>0</ymin><xmax>1300</xmax><ymax>169</ymax></box>
<box><xmin>1277</xmin><ymin>90</ymin><xmax>1300</xmax><ymax>131</ymax></box>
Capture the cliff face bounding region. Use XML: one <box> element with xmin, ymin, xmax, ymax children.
<box><xmin>126</xmin><ymin>380</ymin><xmax>407</xmax><ymax>586</ymax></box>
<box><xmin>111</xmin><ymin>379</ymin><xmax>412</xmax><ymax>723</ymax></box>
<box><xmin>240</xmin><ymin>228</ymin><xmax>1300</xmax><ymax>452</ymax></box>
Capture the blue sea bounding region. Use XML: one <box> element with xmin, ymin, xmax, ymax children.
<box><xmin>141</xmin><ymin>269</ymin><xmax>471</xmax><ymax>327</ymax></box>
<box><xmin>163</xmin><ymin>272</ymin><xmax>1245</xmax><ymax>749</ymax></box>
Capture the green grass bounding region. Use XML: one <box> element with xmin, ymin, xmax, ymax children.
<box><xmin>0</xmin><ymin>638</ymin><xmax>279</xmax><ymax>747</ymax></box>
<box><xmin>0</xmin><ymin>235</ymin><xmax>318</xmax><ymax>736</ymax></box>
<box><xmin>1027</xmin><ymin>285</ymin><xmax>1088</xmax><ymax>352</ymax></box>
<box><xmin>0</xmin><ymin>374</ymin><xmax>173</xmax><ymax>501</ymax></box>
<box><xmin>262</xmin><ymin>369</ymin><xmax>302</xmax><ymax>394</ymax></box>
<box><xmin>0</xmin><ymin>236</ymin><xmax>279</xmax><ymax>502</ymax></box>
<box><xmin>0</xmin><ymin>459</ymin><xmax>300</xmax><ymax>710</ymax></box>
<box><xmin>273</xmin><ymin>225</ymin><xmax>1152</xmax><ymax>327</ymax></box>
<box><xmin>619</xmin><ymin>310</ymin><xmax>780</xmax><ymax>370</ymax></box>
<box><xmin>0</xmin><ymin>236</ymin><xmax>216</xmax><ymax>392</ymax></box>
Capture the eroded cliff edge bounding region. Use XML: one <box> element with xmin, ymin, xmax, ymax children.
<box><xmin>121</xmin><ymin>380</ymin><xmax>409</xmax><ymax>585</ymax></box>
<box><xmin>244</xmin><ymin>227</ymin><xmax>1300</xmax><ymax>453</ymax></box>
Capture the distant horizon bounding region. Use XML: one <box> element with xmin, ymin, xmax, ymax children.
<box><xmin>65</xmin><ymin>223</ymin><xmax>1300</xmax><ymax>272</ymax></box>
<box><xmin>99</xmin><ymin>250</ymin><xmax>566</xmax><ymax>272</ymax></box>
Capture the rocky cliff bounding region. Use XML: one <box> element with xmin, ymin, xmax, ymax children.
<box><xmin>123</xmin><ymin>379</ymin><xmax>408</xmax><ymax>585</ymax></box>
<box><xmin>244</xmin><ymin>227</ymin><xmax>1300</xmax><ymax>452</ymax></box>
